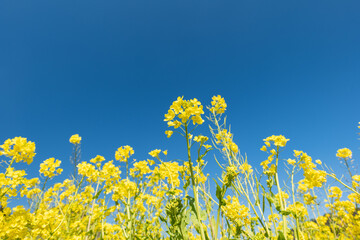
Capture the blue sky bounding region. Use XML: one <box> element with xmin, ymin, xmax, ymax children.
<box><xmin>0</xmin><ymin>0</ymin><xmax>359</xmax><ymax>185</ymax></box>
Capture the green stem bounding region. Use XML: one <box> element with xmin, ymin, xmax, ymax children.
<box><xmin>275</xmin><ymin>147</ymin><xmax>287</xmax><ymax>240</ymax></box>
<box><xmin>185</xmin><ymin>124</ymin><xmax>206</xmax><ymax>240</ymax></box>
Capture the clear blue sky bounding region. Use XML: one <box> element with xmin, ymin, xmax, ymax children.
<box><xmin>1</xmin><ymin>0</ymin><xmax>359</xmax><ymax>183</ymax></box>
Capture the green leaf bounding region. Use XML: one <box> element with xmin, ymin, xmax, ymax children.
<box><xmin>215</xmin><ymin>181</ymin><xmax>222</xmax><ymax>201</ymax></box>
<box><xmin>277</xmin><ymin>231</ymin><xmax>286</xmax><ymax>240</ymax></box>
<box><xmin>200</xmin><ymin>210</ymin><xmax>207</xmax><ymax>221</ymax></box>
<box><xmin>159</xmin><ymin>214</ymin><xmax>167</xmax><ymax>223</ymax></box>
<box><xmin>280</xmin><ymin>210</ymin><xmax>291</xmax><ymax>216</ymax></box>
<box><xmin>92</xmin><ymin>187</ymin><xmax>104</xmax><ymax>200</ymax></box>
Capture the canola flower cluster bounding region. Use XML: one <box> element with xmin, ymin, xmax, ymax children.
<box><xmin>0</xmin><ymin>96</ymin><xmax>359</xmax><ymax>240</ymax></box>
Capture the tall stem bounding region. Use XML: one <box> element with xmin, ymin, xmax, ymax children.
<box><xmin>275</xmin><ymin>147</ymin><xmax>287</xmax><ymax>240</ymax></box>
<box><xmin>185</xmin><ymin>124</ymin><xmax>206</xmax><ymax>240</ymax></box>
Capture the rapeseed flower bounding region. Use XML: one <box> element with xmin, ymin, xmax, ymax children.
<box><xmin>336</xmin><ymin>148</ymin><xmax>352</xmax><ymax>159</ymax></box>
<box><xmin>39</xmin><ymin>158</ymin><xmax>62</xmax><ymax>178</ymax></box>
<box><xmin>0</xmin><ymin>137</ymin><xmax>36</xmax><ymax>164</ymax></box>
<box><xmin>69</xmin><ymin>134</ymin><xmax>81</xmax><ymax>144</ymax></box>
<box><xmin>210</xmin><ymin>95</ymin><xmax>227</xmax><ymax>114</ymax></box>
<box><xmin>115</xmin><ymin>145</ymin><xmax>134</xmax><ymax>162</ymax></box>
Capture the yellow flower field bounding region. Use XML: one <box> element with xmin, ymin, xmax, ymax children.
<box><xmin>0</xmin><ymin>96</ymin><xmax>359</xmax><ymax>240</ymax></box>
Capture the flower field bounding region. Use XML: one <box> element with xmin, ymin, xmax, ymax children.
<box><xmin>0</xmin><ymin>95</ymin><xmax>359</xmax><ymax>240</ymax></box>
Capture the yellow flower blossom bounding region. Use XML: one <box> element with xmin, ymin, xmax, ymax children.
<box><xmin>69</xmin><ymin>134</ymin><xmax>81</xmax><ymax>144</ymax></box>
<box><xmin>203</xmin><ymin>144</ymin><xmax>212</xmax><ymax>149</ymax></box>
<box><xmin>0</xmin><ymin>137</ymin><xmax>36</xmax><ymax>164</ymax></box>
<box><xmin>115</xmin><ymin>145</ymin><xmax>134</xmax><ymax>162</ymax></box>
<box><xmin>130</xmin><ymin>160</ymin><xmax>151</xmax><ymax>177</ymax></box>
<box><xmin>336</xmin><ymin>148</ymin><xmax>352</xmax><ymax>159</ymax></box>
<box><xmin>352</xmin><ymin>175</ymin><xmax>360</xmax><ymax>182</ymax></box>
<box><xmin>329</xmin><ymin>186</ymin><xmax>342</xmax><ymax>200</ymax></box>
<box><xmin>149</xmin><ymin>149</ymin><xmax>161</xmax><ymax>158</ymax></box>
<box><xmin>239</xmin><ymin>162</ymin><xmax>253</xmax><ymax>174</ymax></box>
<box><xmin>164</xmin><ymin>97</ymin><xmax>204</xmax><ymax>126</ymax></box>
<box><xmin>210</xmin><ymin>95</ymin><xmax>227</xmax><ymax>114</ymax></box>
<box><xmin>194</xmin><ymin>135</ymin><xmax>209</xmax><ymax>143</ymax></box>
<box><xmin>215</xmin><ymin>129</ymin><xmax>239</xmax><ymax>154</ymax></box>
<box><xmin>221</xmin><ymin>196</ymin><xmax>251</xmax><ymax>226</ymax></box>
<box><xmin>263</xmin><ymin>135</ymin><xmax>289</xmax><ymax>147</ymax></box>
<box><xmin>287</xmin><ymin>202</ymin><xmax>308</xmax><ymax>218</ymax></box>
<box><xmin>287</xmin><ymin>159</ymin><xmax>296</xmax><ymax>165</ymax></box>
<box><xmin>165</xmin><ymin>130</ymin><xmax>173</xmax><ymax>138</ymax></box>
<box><xmin>303</xmin><ymin>193</ymin><xmax>317</xmax><ymax>205</ymax></box>
<box><xmin>260</xmin><ymin>145</ymin><xmax>267</xmax><ymax>152</ymax></box>
<box><xmin>90</xmin><ymin>155</ymin><xmax>105</xmax><ymax>163</ymax></box>
<box><xmin>39</xmin><ymin>158</ymin><xmax>62</xmax><ymax>178</ymax></box>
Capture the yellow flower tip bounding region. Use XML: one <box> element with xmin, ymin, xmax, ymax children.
<box><xmin>147</xmin><ymin>159</ymin><xmax>155</xmax><ymax>165</ymax></box>
<box><xmin>203</xmin><ymin>144</ymin><xmax>212</xmax><ymax>149</ymax></box>
<box><xmin>287</xmin><ymin>159</ymin><xmax>296</xmax><ymax>165</ymax></box>
<box><xmin>39</xmin><ymin>157</ymin><xmax>62</xmax><ymax>178</ymax></box>
<box><xmin>115</xmin><ymin>145</ymin><xmax>134</xmax><ymax>162</ymax></box>
<box><xmin>69</xmin><ymin>134</ymin><xmax>81</xmax><ymax>144</ymax></box>
<box><xmin>293</xmin><ymin>150</ymin><xmax>302</xmax><ymax>157</ymax></box>
<box><xmin>194</xmin><ymin>135</ymin><xmax>209</xmax><ymax>143</ymax></box>
<box><xmin>210</xmin><ymin>95</ymin><xmax>227</xmax><ymax>114</ymax></box>
<box><xmin>0</xmin><ymin>137</ymin><xmax>36</xmax><ymax>164</ymax></box>
<box><xmin>260</xmin><ymin>146</ymin><xmax>267</xmax><ymax>152</ymax></box>
<box><xmin>163</xmin><ymin>150</ymin><xmax>168</xmax><ymax>156</ymax></box>
<box><xmin>90</xmin><ymin>155</ymin><xmax>105</xmax><ymax>163</ymax></box>
<box><xmin>315</xmin><ymin>159</ymin><xmax>322</xmax><ymax>165</ymax></box>
<box><xmin>263</xmin><ymin>135</ymin><xmax>289</xmax><ymax>147</ymax></box>
<box><xmin>352</xmin><ymin>175</ymin><xmax>360</xmax><ymax>182</ymax></box>
<box><xmin>336</xmin><ymin>148</ymin><xmax>352</xmax><ymax>159</ymax></box>
<box><xmin>149</xmin><ymin>149</ymin><xmax>161</xmax><ymax>158</ymax></box>
<box><xmin>165</xmin><ymin>130</ymin><xmax>173</xmax><ymax>138</ymax></box>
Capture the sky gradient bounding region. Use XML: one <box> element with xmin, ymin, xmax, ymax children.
<box><xmin>1</xmin><ymin>0</ymin><xmax>359</xmax><ymax>183</ymax></box>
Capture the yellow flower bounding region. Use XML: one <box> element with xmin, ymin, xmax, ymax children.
<box><xmin>164</xmin><ymin>97</ymin><xmax>204</xmax><ymax>126</ymax></box>
<box><xmin>194</xmin><ymin>135</ymin><xmax>209</xmax><ymax>143</ymax></box>
<box><xmin>210</xmin><ymin>95</ymin><xmax>227</xmax><ymax>114</ymax></box>
<box><xmin>294</xmin><ymin>150</ymin><xmax>302</xmax><ymax>157</ymax></box>
<box><xmin>147</xmin><ymin>159</ymin><xmax>155</xmax><ymax>165</ymax></box>
<box><xmin>39</xmin><ymin>158</ymin><xmax>62</xmax><ymax>178</ymax></box>
<box><xmin>287</xmin><ymin>202</ymin><xmax>308</xmax><ymax>218</ymax></box>
<box><xmin>239</xmin><ymin>162</ymin><xmax>253</xmax><ymax>174</ymax></box>
<box><xmin>315</xmin><ymin>159</ymin><xmax>322</xmax><ymax>165</ymax></box>
<box><xmin>303</xmin><ymin>193</ymin><xmax>317</xmax><ymax>205</ymax></box>
<box><xmin>149</xmin><ymin>149</ymin><xmax>161</xmax><ymax>158</ymax></box>
<box><xmin>287</xmin><ymin>159</ymin><xmax>296</xmax><ymax>165</ymax></box>
<box><xmin>336</xmin><ymin>148</ymin><xmax>352</xmax><ymax>159</ymax></box>
<box><xmin>165</xmin><ymin>130</ymin><xmax>173</xmax><ymax>138</ymax></box>
<box><xmin>352</xmin><ymin>175</ymin><xmax>360</xmax><ymax>182</ymax></box>
<box><xmin>329</xmin><ymin>186</ymin><xmax>342</xmax><ymax>200</ymax></box>
<box><xmin>260</xmin><ymin>145</ymin><xmax>267</xmax><ymax>152</ymax></box>
<box><xmin>203</xmin><ymin>144</ymin><xmax>212</xmax><ymax>149</ymax></box>
<box><xmin>115</xmin><ymin>145</ymin><xmax>134</xmax><ymax>162</ymax></box>
<box><xmin>221</xmin><ymin>196</ymin><xmax>250</xmax><ymax>226</ymax></box>
<box><xmin>263</xmin><ymin>135</ymin><xmax>290</xmax><ymax>147</ymax></box>
<box><xmin>130</xmin><ymin>160</ymin><xmax>151</xmax><ymax>177</ymax></box>
<box><xmin>215</xmin><ymin>129</ymin><xmax>238</xmax><ymax>154</ymax></box>
<box><xmin>69</xmin><ymin>134</ymin><xmax>81</xmax><ymax>144</ymax></box>
<box><xmin>0</xmin><ymin>137</ymin><xmax>36</xmax><ymax>164</ymax></box>
<box><xmin>90</xmin><ymin>155</ymin><xmax>105</xmax><ymax>163</ymax></box>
